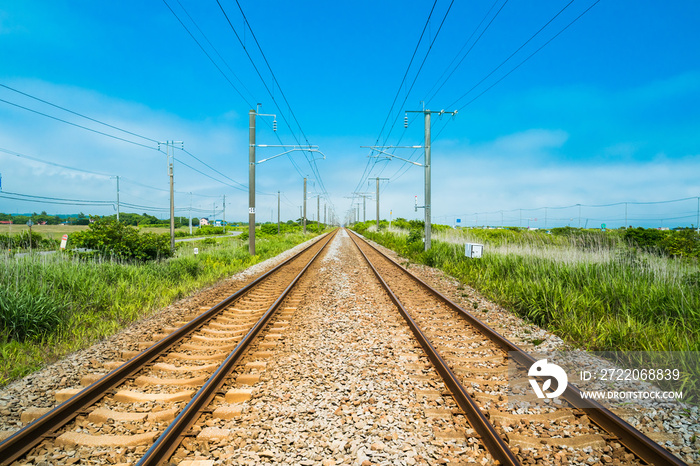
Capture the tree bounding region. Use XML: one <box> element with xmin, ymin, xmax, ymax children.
<box><xmin>70</xmin><ymin>218</ymin><xmax>172</xmax><ymax>261</ymax></box>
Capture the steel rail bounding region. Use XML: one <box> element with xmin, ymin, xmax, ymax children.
<box><xmin>136</xmin><ymin>229</ymin><xmax>336</xmax><ymax>465</ymax></box>
<box><xmin>347</xmin><ymin>230</ymin><xmax>521</xmax><ymax>466</ymax></box>
<box><xmin>0</xmin><ymin>232</ymin><xmax>333</xmax><ymax>466</ymax></box>
<box><xmin>348</xmin><ymin>229</ymin><xmax>686</xmax><ymax>466</ymax></box>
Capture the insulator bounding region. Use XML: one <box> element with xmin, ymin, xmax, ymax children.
<box><xmin>273</xmin><ymin>119</ymin><xmax>277</xmax><ymax>131</ymax></box>
<box><xmin>404</xmin><ymin>114</ymin><xmax>408</xmax><ymax>128</ymax></box>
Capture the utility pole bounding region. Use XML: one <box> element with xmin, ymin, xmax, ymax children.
<box><xmin>249</xmin><ymin>109</ymin><xmax>257</xmax><ymax>254</ymax></box>
<box><xmin>159</xmin><ymin>140</ymin><xmax>183</xmax><ymax>252</ymax></box>
<box><xmin>169</xmin><ymin>149</ymin><xmax>175</xmax><ymax>250</ymax></box>
<box><xmin>376</xmin><ymin>179</ymin><xmax>380</xmax><ymax>230</ymax></box>
<box><xmin>303</xmin><ymin>177</ymin><xmax>307</xmax><ymax>233</ymax></box>
<box><xmin>405</xmin><ymin>108</ymin><xmax>457</xmax><ymax>251</ymax></box>
<box><xmin>277</xmin><ymin>191</ymin><xmax>281</xmax><ymax>234</ymax></box>
<box><xmin>114</xmin><ymin>175</ymin><xmax>120</xmax><ymax>222</ymax></box>
<box><xmin>317</xmin><ymin>195</ymin><xmax>320</xmax><ymax>233</ymax></box>
<box><xmin>353</xmin><ymin>192</ymin><xmax>372</xmax><ymax>222</ymax></box>
<box><xmin>369</xmin><ymin>179</ymin><xmax>388</xmax><ymax>230</ymax></box>
<box><xmin>189</xmin><ymin>192</ymin><xmax>193</xmax><ymax>235</ymax></box>
<box><xmin>223</xmin><ymin>194</ymin><xmax>226</xmax><ymax>234</ymax></box>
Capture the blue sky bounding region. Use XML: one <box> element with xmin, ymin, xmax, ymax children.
<box><xmin>0</xmin><ymin>1</ymin><xmax>699</xmax><ymax>228</ymax></box>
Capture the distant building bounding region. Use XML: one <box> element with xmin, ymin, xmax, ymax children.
<box><xmin>0</xmin><ymin>220</ymin><xmax>11</xmax><ymax>225</ymax></box>
<box><xmin>199</xmin><ymin>218</ymin><xmax>210</xmax><ymax>226</ymax></box>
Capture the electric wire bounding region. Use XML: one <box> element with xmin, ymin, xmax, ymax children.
<box><xmin>162</xmin><ymin>0</ymin><xmax>255</xmax><ymax>108</ymax></box>
<box><xmin>452</xmin><ymin>0</ymin><xmax>600</xmax><ymax>112</ymax></box>
<box><xmin>424</xmin><ymin>0</ymin><xmax>509</xmax><ymax>106</ymax></box>
<box><xmin>0</xmin><ymin>191</ymin><xmax>214</xmax><ymax>214</ymax></box>
<box><xmin>352</xmin><ymin>0</ymin><xmax>442</xmax><ymax>208</ymax></box>
<box><xmin>380</xmin><ymin>0</ymin><xmax>455</xmax><ymax>149</ymax></box>
<box><xmin>382</xmin><ymin>0</ymin><xmax>600</xmax><ymax>192</ymax></box>
<box><xmin>1</xmin><ymin>85</ymin><xmax>253</xmax><ymax>196</ymax></box>
<box><xmin>372</xmin><ymin>0</ymin><xmax>439</xmax><ymax>149</ymax></box>
<box><xmin>217</xmin><ymin>0</ymin><xmax>333</xmax><ymax>213</ymax></box>
<box><xmin>446</xmin><ymin>0</ymin><xmax>579</xmax><ymax>110</ymax></box>
<box><xmin>0</xmin><ymin>146</ymin><xmax>113</xmax><ymax>179</ymax></box>
<box><xmin>0</xmin><ymin>98</ymin><xmax>159</xmax><ymax>152</ymax></box>
<box><xmin>0</xmin><ymin>84</ymin><xmax>159</xmax><ymax>144</ymax></box>
<box><xmin>233</xmin><ymin>0</ymin><xmax>311</xmax><ymax>147</ymax></box>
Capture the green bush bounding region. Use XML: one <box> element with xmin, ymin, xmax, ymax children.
<box><xmin>198</xmin><ymin>225</ymin><xmax>224</xmax><ymax>236</ymax></box>
<box><xmin>623</xmin><ymin>227</ymin><xmax>667</xmax><ymax>250</ymax></box>
<box><xmin>260</xmin><ymin>223</ymin><xmax>279</xmax><ymax>235</ymax></box>
<box><xmin>70</xmin><ymin>218</ymin><xmax>172</xmax><ymax>261</ymax></box>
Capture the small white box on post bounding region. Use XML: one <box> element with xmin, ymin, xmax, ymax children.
<box><xmin>464</xmin><ymin>243</ymin><xmax>484</xmax><ymax>258</ymax></box>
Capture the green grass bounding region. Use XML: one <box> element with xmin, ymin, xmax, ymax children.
<box><xmin>354</xmin><ymin>224</ymin><xmax>700</xmax><ymax>353</ymax></box>
<box><xmin>0</xmin><ymin>232</ymin><xmax>317</xmax><ymax>385</ymax></box>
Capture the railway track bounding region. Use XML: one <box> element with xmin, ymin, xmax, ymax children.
<box><xmin>0</xmin><ymin>230</ymin><xmax>336</xmax><ymax>466</ymax></box>
<box><xmin>347</xmin><ymin>229</ymin><xmax>685</xmax><ymax>466</ymax></box>
<box><xmin>0</xmin><ymin>228</ymin><xmax>690</xmax><ymax>464</ymax></box>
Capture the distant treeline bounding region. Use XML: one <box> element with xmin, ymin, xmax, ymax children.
<box><xmin>0</xmin><ymin>211</ymin><xmax>199</xmax><ymax>227</ymax></box>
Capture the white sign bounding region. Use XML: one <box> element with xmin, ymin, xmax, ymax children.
<box><xmin>249</xmin><ymin>207</ymin><xmax>256</xmax><ymax>214</ymax></box>
<box><xmin>60</xmin><ymin>234</ymin><xmax>68</xmax><ymax>250</ymax></box>
<box><xmin>194</xmin><ymin>248</ymin><xmax>199</xmax><ymax>256</ymax></box>
<box><xmin>464</xmin><ymin>243</ymin><xmax>484</xmax><ymax>258</ymax></box>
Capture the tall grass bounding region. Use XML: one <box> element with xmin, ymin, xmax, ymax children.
<box><xmin>357</xmin><ymin>226</ymin><xmax>700</xmax><ymax>353</ymax></box>
<box><xmin>0</xmin><ymin>232</ymin><xmax>315</xmax><ymax>385</ymax></box>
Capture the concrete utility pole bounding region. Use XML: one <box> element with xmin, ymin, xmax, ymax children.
<box><xmin>353</xmin><ymin>192</ymin><xmax>372</xmax><ymax>222</ymax></box>
<box><xmin>169</xmin><ymin>152</ymin><xmax>175</xmax><ymax>250</ymax></box>
<box><xmin>406</xmin><ymin>108</ymin><xmax>457</xmax><ymax>251</ymax></box>
<box><xmin>249</xmin><ymin>109</ymin><xmax>257</xmax><ymax>254</ymax></box>
<box><xmin>277</xmin><ymin>191</ymin><xmax>281</xmax><ymax>234</ymax></box>
<box><xmin>317</xmin><ymin>195</ymin><xmax>320</xmax><ymax>233</ymax></box>
<box><xmin>369</xmin><ymin>179</ymin><xmax>388</xmax><ymax>230</ymax></box>
<box><xmin>376</xmin><ymin>178</ymin><xmax>380</xmax><ymax>230</ymax></box>
<box><xmin>114</xmin><ymin>175</ymin><xmax>120</xmax><ymax>222</ymax></box>
<box><xmin>223</xmin><ymin>194</ymin><xmax>226</xmax><ymax>234</ymax></box>
<box><xmin>159</xmin><ymin>140</ymin><xmax>183</xmax><ymax>251</ymax></box>
<box><xmin>303</xmin><ymin>177</ymin><xmax>307</xmax><ymax>233</ymax></box>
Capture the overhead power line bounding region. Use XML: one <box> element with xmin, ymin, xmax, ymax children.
<box><xmin>161</xmin><ymin>0</ymin><xmax>256</xmax><ymax>108</ymax></box>
<box><xmin>372</xmin><ymin>0</ymin><xmax>439</xmax><ymax>149</ymax></box>
<box><xmin>0</xmin><ymin>97</ymin><xmax>159</xmax><ymax>151</ymax></box>
<box><xmin>0</xmin><ymin>85</ymin><xmax>255</xmax><ymax>195</ymax></box>
<box><xmin>214</xmin><ymin>0</ymin><xmax>334</xmax><ymax>212</ymax></box>
<box><xmin>446</xmin><ymin>0</ymin><xmax>582</xmax><ymax>110</ymax></box>
<box><xmin>0</xmin><ymin>83</ymin><xmax>159</xmax><ymax>144</ymax></box>
<box><xmin>429</xmin><ymin>1</ymin><xmax>600</xmax><ymax>152</ymax></box>
<box><xmin>424</xmin><ymin>0</ymin><xmax>509</xmax><ymax>106</ymax></box>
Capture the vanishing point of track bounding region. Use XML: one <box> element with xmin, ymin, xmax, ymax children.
<box><xmin>0</xmin><ymin>228</ymin><xmax>687</xmax><ymax>465</ymax></box>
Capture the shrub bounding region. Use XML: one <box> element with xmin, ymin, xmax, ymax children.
<box><xmin>260</xmin><ymin>223</ymin><xmax>279</xmax><ymax>235</ymax></box>
<box><xmin>198</xmin><ymin>226</ymin><xmax>224</xmax><ymax>236</ymax></box>
<box><xmin>70</xmin><ymin>218</ymin><xmax>172</xmax><ymax>261</ymax></box>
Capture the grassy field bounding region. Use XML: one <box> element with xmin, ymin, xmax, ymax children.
<box><xmin>354</xmin><ymin>223</ymin><xmax>700</xmax><ymax>353</ymax></box>
<box><xmin>0</xmin><ymin>231</ymin><xmax>320</xmax><ymax>385</ymax></box>
<box><xmin>0</xmin><ymin>224</ymin><xmax>89</xmax><ymax>241</ymax></box>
